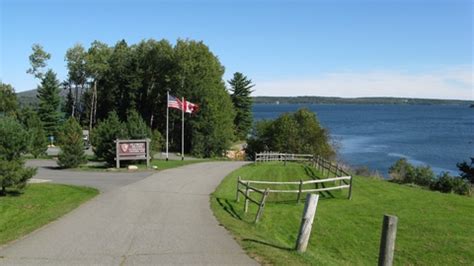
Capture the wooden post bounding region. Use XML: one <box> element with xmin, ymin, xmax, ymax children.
<box><xmin>295</xmin><ymin>194</ymin><xmax>319</xmax><ymax>252</ymax></box>
<box><xmin>378</xmin><ymin>215</ymin><xmax>398</xmax><ymax>266</ymax></box>
<box><xmin>244</xmin><ymin>182</ymin><xmax>250</xmax><ymax>213</ymax></box>
<box><xmin>297</xmin><ymin>179</ymin><xmax>303</xmax><ymax>203</ymax></box>
<box><xmin>236</xmin><ymin>176</ymin><xmax>241</xmax><ymax>202</ymax></box>
<box><xmin>348</xmin><ymin>176</ymin><xmax>353</xmax><ymax>200</ymax></box>
<box><xmin>255</xmin><ymin>188</ymin><xmax>270</xmax><ymax>223</ymax></box>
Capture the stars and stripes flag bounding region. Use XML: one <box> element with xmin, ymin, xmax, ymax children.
<box><xmin>168</xmin><ymin>94</ymin><xmax>182</xmax><ymax>110</ymax></box>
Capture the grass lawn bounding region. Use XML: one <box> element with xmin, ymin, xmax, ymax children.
<box><xmin>211</xmin><ymin>162</ymin><xmax>474</xmax><ymax>265</ymax></box>
<box><xmin>75</xmin><ymin>159</ymin><xmax>208</xmax><ymax>172</ymax></box>
<box><xmin>0</xmin><ymin>184</ymin><xmax>98</xmax><ymax>246</ymax></box>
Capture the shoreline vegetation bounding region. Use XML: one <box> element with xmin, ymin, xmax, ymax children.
<box><xmin>253</xmin><ymin>96</ymin><xmax>473</xmax><ymax>105</ymax></box>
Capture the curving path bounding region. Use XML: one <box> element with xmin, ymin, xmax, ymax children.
<box><xmin>0</xmin><ymin>162</ymin><xmax>257</xmax><ymax>265</ymax></box>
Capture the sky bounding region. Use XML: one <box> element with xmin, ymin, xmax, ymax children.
<box><xmin>1</xmin><ymin>0</ymin><xmax>472</xmax><ymax>99</ymax></box>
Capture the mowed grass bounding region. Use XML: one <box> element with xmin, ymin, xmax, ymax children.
<box><xmin>0</xmin><ymin>184</ymin><xmax>98</xmax><ymax>245</ymax></box>
<box><xmin>211</xmin><ymin>162</ymin><xmax>474</xmax><ymax>265</ymax></box>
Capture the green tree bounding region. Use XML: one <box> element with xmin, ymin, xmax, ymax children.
<box><xmin>37</xmin><ymin>69</ymin><xmax>61</xmax><ymax>137</ymax></box>
<box><xmin>26</xmin><ymin>43</ymin><xmax>51</xmax><ymax>80</ymax></box>
<box><xmin>150</xmin><ymin>129</ymin><xmax>163</xmax><ymax>157</ymax></box>
<box><xmin>25</xmin><ymin>111</ymin><xmax>48</xmax><ymax>158</ymax></box>
<box><xmin>126</xmin><ymin>110</ymin><xmax>150</xmax><ymax>139</ymax></box>
<box><xmin>0</xmin><ymin>116</ymin><xmax>36</xmax><ymax>195</ymax></box>
<box><xmin>65</xmin><ymin>44</ymin><xmax>88</xmax><ymax>119</ymax></box>
<box><xmin>58</xmin><ymin>117</ymin><xmax>86</xmax><ymax>168</ymax></box>
<box><xmin>228</xmin><ymin>72</ymin><xmax>254</xmax><ymax>140</ymax></box>
<box><xmin>0</xmin><ymin>82</ymin><xmax>18</xmax><ymax>117</ymax></box>
<box><xmin>245</xmin><ymin>108</ymin><xmax>335</xmax><ymax>159</ymax></box>
<box><xmin>457</xmin><ymin>158</ymin><xmax>474</xmax><ymax>184</ymax></box>
<box><xmin>91</xmin><ymin>112</ymin><xmax>127</xmax><ymax>166</ymax></box>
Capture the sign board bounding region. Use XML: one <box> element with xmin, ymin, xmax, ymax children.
<box><xmin>115</xmin><ymin>139</ymin><xmax>151</xmax><ymax>168</ymax></box>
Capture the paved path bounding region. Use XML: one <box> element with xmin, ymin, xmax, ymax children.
<box><xmin>26</xmin><ymin>160</ymin><xmax>153</xmax><ymax>192</ymax></box>
<box><xmin>0</xmin><ymin>162</ymin><xmax>256</xmax><ymax>265</ymax></box>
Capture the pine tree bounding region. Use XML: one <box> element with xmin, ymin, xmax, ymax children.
<box><xmin>58</xmin><ymin>117</ymin><xmax>86</xmax><ymax>168</ymax></box>
<box><xmin>229</xmin><ymin>72</ymin><xmax>254</xmax><ymax>140</ymax></box>
<box><xmin>37</xmin><ymin>69</ymin><xmax>61</xmax><ymax>138</ymax></box>
<box><xmin>0</xmin><ymin>116</ymin><xmax>36</xmax><ymax>195</ymax></box>
<box><xmin>27</xmin><ymin>112</ymin><xmax>48</xmax><ymax>158</ymax></box>
<box><xmin>91</xmin><ymin>111</ymin><xmax>127</xmax><ymax>166</ymax></box>
<box><xmin>126</xmin><ymin>110</ymin><xmax>150</xmax><ymax>139</ymax></box>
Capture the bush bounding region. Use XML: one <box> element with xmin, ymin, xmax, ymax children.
<box><xmin>57</xmin><ymin>117</ymin><xmax>86</xmax><ymax>168</ymax></box>
<box><xmin>430</xmin><ymin>172</ymin><xmax>471</xmax><ymax>195</ymax></box>
<box><xmin>245</xmin><ymin>108</ymin><xmax>335</xmax><ymax>159</ymax></box>
<box><xmin>457</xmin><ymin>158</ymin><xmax>474</xmax><ymax>184</ymax></box>
<box><xmin>91</xmin><ymin>112</ymin><xmax>127</xmax><ymax>166</ymax></box>
<box><xmin>0</xmin><ymin>116</ymin><xmax>36</xmax><ymax>194</ymax></box>
<box><xmin>389</xmin><ymin>159</ymin><xmax>434</xmax><ymax>185</ymax></box>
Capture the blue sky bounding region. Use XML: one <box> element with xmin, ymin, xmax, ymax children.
<box><xmin>1</xmin><ymin>0</ymin><xmax>472</xmax><ymax>99</ymax></box>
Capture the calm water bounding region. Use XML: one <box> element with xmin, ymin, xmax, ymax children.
<box><xmin>253</xmin><ymin>104</ymin><xmax>474</xmax><ymax>175</ymax></box>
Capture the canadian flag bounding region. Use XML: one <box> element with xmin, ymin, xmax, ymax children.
<box><xmin>183</xmin><ymin>98</ymin><xmax>199</xmax><ymax>114</ymax></box>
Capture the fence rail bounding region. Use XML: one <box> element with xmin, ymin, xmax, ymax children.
<box><xmin>255</xmin><ymin>152</ymin><xmax>314</xmax><ymax>163</ymax></box>
<box><xmin>236</xmin><ymin>177</ymin><xmax>270</xmax><ymax>223</ymax></box>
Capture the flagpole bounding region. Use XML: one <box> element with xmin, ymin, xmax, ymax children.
<box><xmin>166</xmin><ymin>90</ymin><xmax>169</xmax><ymax>161</ymax></box>
<box><xmin>181</xmin><ymin>97</ymin><xmax>185</xmax><ymax>161</ymax></box>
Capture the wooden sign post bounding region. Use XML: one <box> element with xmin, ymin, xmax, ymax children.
<box><xmin>115</xmin><ymin>139</ymin><xmax>151</xmax><ymax>169</ymax></box>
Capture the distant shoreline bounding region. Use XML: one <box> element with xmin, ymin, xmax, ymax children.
<box><xmin>253</xmin><ymin>96</ymin><xmax>473</xmax><ymax>105</ymax></box>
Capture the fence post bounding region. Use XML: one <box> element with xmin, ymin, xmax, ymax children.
<box><xmin>295</xmin><ymin>194</ymin><xmax>319</xmax><ymax>252</ymax></box>
<box><xmin>244</xmin><ymin>182</ymin><xmax>250</xmax><ymax>213</ymax></box>
<box><xmin>348</xmin><ymin>176</ymin><xmax>353</xmax><ymax>200</ymax></box>
<box><xmin>255</xmin><ymin>188</ymin><xmax>270</xmax><ymax>223</ymax></box>
<box><xmin>236</xmin><ymin>176</ymin><xmax>241</xmax><ymax>202</ymax></box>
<box><xmin>297</xmin><ymin>179</ymin><xmax>303</xmax><ymax>203</ymax></box>
<box><xmin>378</xmin><ymin>215</ymin><xmax>398</xmax><ymax>266</ymax></box>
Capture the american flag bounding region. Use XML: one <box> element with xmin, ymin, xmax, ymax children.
<box><xmin>168</xmin><ymin>95</ymin><xmax>182</xmax><ymax>110</ymax></box>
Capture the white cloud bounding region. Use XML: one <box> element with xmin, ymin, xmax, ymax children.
<box><xmin>254</xmin><ymin>66</ymin><xmax>473</xmax><ymax>100</ymax></box>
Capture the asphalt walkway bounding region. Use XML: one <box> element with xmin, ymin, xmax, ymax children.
<box><xmin>0</xmin><ymin>161</ymin><xmax>256</xmax><ymax>265</ymax></box>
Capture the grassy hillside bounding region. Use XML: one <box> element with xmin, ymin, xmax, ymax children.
<box><xmin>211</xmin><ymin>162</ymin><xmax>473</xmax><ymax>265</ymax></box>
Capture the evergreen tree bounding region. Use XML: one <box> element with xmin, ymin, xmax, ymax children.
<box><xmin>229</xmin><ymin>72</ymin><xmax>254</xmax><ymax>140</ymax></box>
<box><xmin>37</xmin><ymin>69</ymin><xmax>61</xmax><ymax>137</ymax></box>
<box><xmin>0</xmin><ymin>82</ymin><xmax>18</xmax><ymax>117</ymax></box>
<box><xmin>91</xmin><ymin>112</ymin><xmax>127</xmax><ymax>166</ymax></box>
<box><xmin>0</xmin><ymin>116</ymin><xmax>36</xmax><ymax>195</ymax></box>
<box><xmin>25</xmin><ymin>112</ymin><xmax>48</xmax><ymax>158</ymax></box>
<box><xmin>58</xmin><ymin>117</ymin><xmax>86</xmax><ymax>168</ymax></box>
<box><xmin>126</xmin><ymin>110</ymin><xmax>150</xmax><ymax>139</ymax></box>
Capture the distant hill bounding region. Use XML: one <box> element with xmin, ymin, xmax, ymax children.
<box><xmin>16</xmin><ymin>89</ymin><xmax>68</xmax><ymax>107</ymax></box>
<box><xmin>18</xmin><ymin>89</ymin><xmax>473</xmax><ymax>107</ymax></box>
<box><xmin>253</xmin><ymin>96</ymin><xmax>474</xmax><ymax>106</ymax></box>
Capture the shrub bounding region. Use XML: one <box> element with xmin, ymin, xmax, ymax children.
<box><xmin>57</xmin><ymin>117</ymin><xmax>86</xmax><ymax>168</ymax></box>
<box><xmin>430</xmin><ymin>172</ymin><xmax>470</xmax><ymax>195</ymax></box>
<box><xmin>0</xmin><ymin>116</ymin><xmax>36</xmax><ymax>194</ymax></box>
<box><xmin>91</xmin><ymin>111</ymin><xmax>127</xmax><ymax>166</ymax></box>
<box><xmin>389</xmin><ymin>158</ymin><xmax>415</xmax><ymax>182</ymax></box>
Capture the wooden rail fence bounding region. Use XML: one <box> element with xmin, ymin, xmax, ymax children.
<box><xmin>236</xmin><ymin>176</ymin><xmax>270</xmax><ymax>223</ymax></box>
